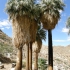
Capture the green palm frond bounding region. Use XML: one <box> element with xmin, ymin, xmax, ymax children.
<box><xmin>40</xmin><ymin>0</ymin><xmax>65</xmax><ymax>19</ymax></box>
<box><xmin>66</xmin><ymin>17</ymin><xmax>70</xmax><ymax>34</ymax></box>
<box><xmin>36</xmin><ymin>23</ymin><xmax>46</xmax><ymax>41</ymax></box>
<box><xmin>66</xmin><ymin>17</ymin><xmax>70</xmax><ymax>28</ymax></box>
<box><xmin>5</xmin><ymin>0</ymin><xmax>41</xmax><ymax>19</ymax></box>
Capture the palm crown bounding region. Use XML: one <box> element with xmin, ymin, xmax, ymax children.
<box><xmin>5</xmin><ymin>0</ymin><xmax>41</xmax><ymax>19</ymax></box>
<box><xmin>40</xmin><ymin>0</ymin><xmax>65</xmax><ymax>29</ymax></box>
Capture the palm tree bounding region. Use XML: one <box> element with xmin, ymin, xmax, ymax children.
<box><xmin>33</xmin><ymin>23</ymin><xmax>46</xmax><ymax>70</ymax></box>
<box><xmin>66</xmin><ymin>17</ymin><xmax>70</xmax><ymax>34</ymax></box>
<box><xmin>40</xmin><ymin>0</ymin><xmax>65</xmax><ymax>70</ymax></box>
<box><xmin>5</xmin><ymin>0</ymin><xmax>40</xmax><ymax>70</ymax></box>
<box><xmin>28</xmin><ymin>2</ymin><xmax>41</xmax><ymax>70</ymax></box>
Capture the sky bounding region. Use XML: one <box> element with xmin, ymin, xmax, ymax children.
<box><xmin>0</xmin><ymin>0</ymin><xmax>70</xmax><ymax>46</ymax></box>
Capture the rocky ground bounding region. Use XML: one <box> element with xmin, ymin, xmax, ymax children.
<box><xmin>0</xmin><ymin>63</ymin><xmax>25</xmax><ymax>70</ymax></box>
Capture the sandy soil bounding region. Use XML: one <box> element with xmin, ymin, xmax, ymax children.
<box><xmin>0</xmin><ymin>63</ymin><xmax>11</xmax><ymax>70</ymax></box>
<box><xmin>0</xmin><ymin>63</ymin><xmax>25</xmax><ymax>70</ymax></box>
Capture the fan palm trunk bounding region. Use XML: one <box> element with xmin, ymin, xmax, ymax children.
<box><xmin>15</xmin><ymin>47</ymin><xmax>22</xmax><ymax>70</ymax></box>
<box><xmin>34</xmin><ymin>52</ymin><xmax>38</xmax><ymax>70</ymax></box>
<box><xmin>48</xmin><ymin>30</ymin><xmax>53</xmax><ymax>70</ymax></box>
<box><xmin>26</xmin><ymin>44</ymin><xmax>29</xmax><ymax>70</ymax></box>
<box><xmin>29</xmin><ymin>42</ymin><xmax>32</xmax><ymax>70</ymax></box>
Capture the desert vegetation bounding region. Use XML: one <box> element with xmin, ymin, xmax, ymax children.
<box><xmin>0</xmin><ymin>0</ymin><xmax>66</xmax><ymax>70</ymax></box>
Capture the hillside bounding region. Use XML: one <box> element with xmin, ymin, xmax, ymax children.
<box><xmin>0</xmin><ymin>29</ymin><xmax>11</xmax><ymax>43</ymax></box>
<box><xmin>39</xmin><ymin>45</ymin><xmax>70</xmax><ymax>69</ymax></box>
<box><xmin>0</xmin><ymin>29</ymin><xmax>13</xmax><ymax>54</ymax></box>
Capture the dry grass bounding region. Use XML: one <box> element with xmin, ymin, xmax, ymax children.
<box><xmin>41</xmin><ymin>13</ymin><xmax>59</xmax><ymax>30</ymax></box>
<box><xmin>29</xmin><ymin>20</ymin><xmax>38</xmax><ymax>42</ymax></box>
<box><xmin>12</xmin><ymin>15</ymin><xmax>37</xmax><ymax>48</ymax></box>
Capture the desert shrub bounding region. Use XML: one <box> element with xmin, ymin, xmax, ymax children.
<box><xmin>11</xmin><ymin>59</ymin><xmax>16</xmax><ymax>63</ymax></box>
<box><xmin>0</xmin><ymin>42</ymin><xmax>13</xmax><ymax>54</ymax></box>
<box><xmin>22</xmin><ymin>60</ymin><xmax>26</xmax><ymax>68</ymax></box>
<box><xmin>38</xmin><ymin>58</ymin><xmax>47</xmax><ymax>70</ymax></box>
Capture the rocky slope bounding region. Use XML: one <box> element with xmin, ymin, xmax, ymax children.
<box><xmin>0</xmin><ymin>29</ymin><xmax>13</xmax><ymax>63</ymax></box>
<box><xmin>39</xmin><ymin>45</ymin><xmax>70</xmax><ymax>69</ymax></box>
<box><xmin>0</xmin><ymin>29</ymin><xmax>11</xmax><ymax>44</ymax></box>
<box><xmin>0</xmin><ymin>29</ymin><xmax>13</xmax><ymax>55</ymax></box>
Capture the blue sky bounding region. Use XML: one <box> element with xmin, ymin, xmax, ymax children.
<box><xmin>0</xmin><ymin>0</ymin><xmax>70</xmax><ymax>46</ymax></box>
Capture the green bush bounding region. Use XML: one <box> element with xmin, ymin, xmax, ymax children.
<box><xmin>0</xmin><ymin>42</ymin><xmax>13</xmax><ymax>54</ymax></box>
<box><xmin>22</xmin><ymin>60</ymin><xmax>26</xmax><ymax>68</ymax></box>
<box><xmin>38</xmin><ymin>58</ymin><xmax>47</xmax><ymax>70</ymax></box>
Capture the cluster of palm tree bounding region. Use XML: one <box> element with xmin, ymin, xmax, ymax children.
<box><xmin>5</xmin><ymin>0</ymin><xmax>65</xmax><ymax>70</ymax></box>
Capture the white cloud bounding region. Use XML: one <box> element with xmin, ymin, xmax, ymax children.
<box><xmin>67</xmin><ymin>37</ymin><xmax>70</xmax><ymax>41</ymax></box>
<box><xmin>0</xmin><ymin>19</ymin><xmax>11</xmax><ymax>29</ymax></box>
<box><xmin>1</xmin><ymin>28</ymin><xmax>4</xmax><ymax>30</ymax></box>
<box><xmin>5</xmin><ymin>26</ymin><xmax>10</xmax><ymax>29</ymax></box>
<box><xmin>62</xmin><ymin>27</ymin><xmax>69</xmax><ymax>33</ymax></box>
<box><xmin>53</xmin><ymin>40</ymin><xmax>66</xmax><ymax>42</ymax></box>
<box><xmin>53</xmin><ymin>37</ymin><xmax>70</xmax><ymax>43</ymax></box>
